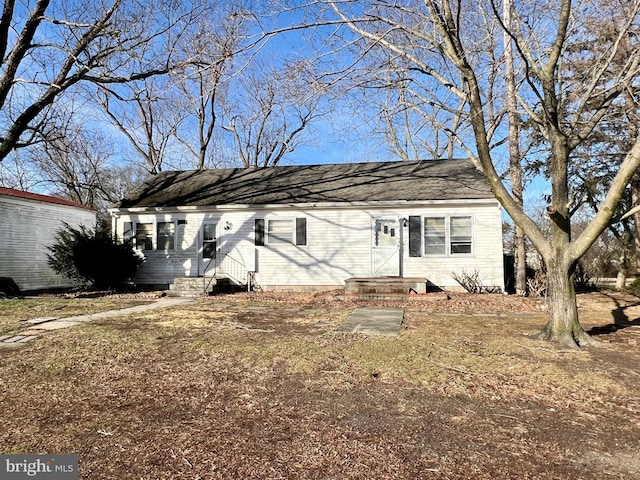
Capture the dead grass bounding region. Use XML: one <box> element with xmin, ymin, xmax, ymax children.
<box><xmin>0</xmin><ymin>297</ymin><xmax>152</xmax><ymax>336</ymax></box>
<box><xmin>1</xmin><ymin>292</ymin><xmax>639</xmax><ymax>479</ymax></box>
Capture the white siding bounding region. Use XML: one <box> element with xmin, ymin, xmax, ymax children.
<box><xmin>0</xmin><ymin>195</ymin><xmax>96</xmax><ymax>291</ymax></box>
<box><xmin>112</xmin><ymin>200</ymin><xmax>504</xmax><ymax>291</ymax></box>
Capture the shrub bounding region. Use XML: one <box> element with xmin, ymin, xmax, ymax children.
<box><xmin>626</xmin><ymin>277</ymin><xmax>640</xmax><ymax>295</ymax></box>
<box><xmin>527</xmin><ymin>268</ymin><xmax>547</xmax><ymax>298</ymax></box>
<box><xmin>451</xmin><ymin>269</ymin><xmax>501</xmax><ymax>294</ymax></box>
<box><xmin>0</xmin><ymin>277</ymin><xmax>20</xmax><ymax>297</ymax></box>
<box><xmin>47</xmin><ymin>223</ymin><xmax>143</xmax><ymax>290</ymax></box>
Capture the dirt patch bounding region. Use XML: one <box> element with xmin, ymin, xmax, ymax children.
<box><xmin>1</xmin><ymin>291</ymin><xmax>639</xmax><ymax>479</ymax></box>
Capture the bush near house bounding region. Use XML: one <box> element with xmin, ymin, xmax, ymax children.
<box><xmin>47</xmin><ymin>223</ymin><xmax>143</xmax><ymax>290</ymax></box>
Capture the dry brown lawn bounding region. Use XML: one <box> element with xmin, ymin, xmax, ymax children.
<box><xmin>1</xmin><ymin>290</ymin><xmax>639</xmax><ymax>479</ymax></box>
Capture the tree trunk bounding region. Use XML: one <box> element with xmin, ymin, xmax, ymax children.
<box><xmin>616</xmin><ymin>269</ymin><xmax>627</xmax><ymax>290</ymax></box>
<box><xmin>503</xmin><ymin>0</ymin><xmax>527</xmax><ymax>296</ymax></box>
<box><xmin>515</xmin><ymin>225</ymin><xmax>526</xmax><ymax>295</ymax></box>
<box><xmin>615</xmin><ymin>249</ymin><xmax>630</xmax><ymax>289</ymax></box>
<box><xmin>534</xmin><ymin>256</ymin><xmax>596</xmax><ymax>349</ymax></box>
<box><xmin>631</xmin><ymin>173</ymin><xmax>640</xmax><ymax>275</ymax></box>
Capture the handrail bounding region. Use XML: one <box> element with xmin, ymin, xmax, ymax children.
<box><xmin>202</xmin><ymin>250</ymin><xmax>252</xmax><ymax>293</ymax></box>
<box><xmin>218</xmin><ymin>252</ymin><xmax>248</xmax><ymax>286</ymax></box>
<box><xmin>202</xmin><ymin>254</ymin><xmax>216</xmax><ymax>294</ymax></box>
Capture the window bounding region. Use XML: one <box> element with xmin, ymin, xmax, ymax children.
<box><xmin>123</xmin><ymin>220</ymin><xmax>178</xmax><ymax>251</ymax></box>
<box><xmin>157</xmin><ymin>222</ymin><xmax>176</xmax><ymax>251</ymax></box>
<box><xmin>374</xmin><ymin>219</ymin><xmax>397</xmax><ymax>247</ymax></box>
<box><xmin>450</xmin><ymin>216</ymin><xmax>472</xmax><ymax>254</ymax></box>
<box><xmin>135</xmin><ymin>223</ymin><xmax>153</xmax><ymax>250</ymax></box>
<box><xmin>123</xmin><ymin>222</ymin><xmax>134</xmax><ymax>243</ymax></box>
<box><xmin>424</xmin><ymin>217</ymin><xmax>446</xmax><ymax>255</ymax></box>
<box><xmin>202</xmin><ymin>223</ymin><xmax>216</xmax><ymax>259</ymax></box>
<box><xmin>413</xmin><ymin>216</ymin><xmax>473</xmax><ymax>256</ymax></box>
<box><xmin>268</xmin><ymin>219</ymin><xmax>293</xmax><ymax>244</ymax></box>
<box><xmin>258</xmin><ymin>218</ymin><xmax>307</xmax><ymax>246</ymax></box>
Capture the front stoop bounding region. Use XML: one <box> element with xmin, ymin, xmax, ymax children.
<box><xmin>345</xmin><ymin>277</ymin><xmax>428</xmax><ymax>295</ymax></box>
<box><xmin>167</xmin><ymin>276</ymin><xmax>235</xmax><ymax>297</ymax></box>
<box><xmin>167</xmin><ymin>277</ymin><xmax>216</xmax><ymax>297</ymax></box>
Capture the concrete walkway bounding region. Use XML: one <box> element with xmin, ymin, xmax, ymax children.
<box><xmin>0</xmin><ymin>297</ymin><xmax>194</xmax><ymax>349</ymax></box>
<box><xmin>338</xmin><ymin>307</ymin><xmax>404</xmax><ymax>336</ymax></box>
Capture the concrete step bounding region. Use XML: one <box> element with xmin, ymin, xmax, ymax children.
<box><xmin>167</xmin><ymin>277</ymin><xmax>217</xmax><ymax>297</ymax></box>
<box><xmin>344</xmin><ymin>277</ymin><xmax>428</xmax><ymax>295</ymax></box>
<box><xmin>167</xmin><ymin>276</ymin><xmax>237</xmax><ymax>297</ymax></box>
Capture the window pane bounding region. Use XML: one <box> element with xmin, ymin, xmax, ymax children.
<box><xmin>375</xmin><ymin>219</ymin><xmax>397</xmax><ymax>247</ymax></box>
<box><xmin>450</xmin><ymin>217</ymin><xmax>472</xmax><ymax>254</ymax></box>
<box><xmin>424</xmin><ymin>217</ymin><xmax>445</xmax><ymax>255</ymax></box>
<box><xmin>135</xmin><ymin>223</ymin><xmax>153</xmax><ymax>250</ymax></box>
<box><xmin>203</xmin><ymin>241</ymin><xmax>216</xmax><ymax>259</ymax></box>
<box><xmin>157</xmin><ymin>222</ymin><xmax>175</xmax><ymax>251</ymax></box>
<box><xmin>123</xmin><ymin>222</ymin><xmax>133</xmax><ymax>242</ymax></box>
<box><xmin>202</xmin><ymin>223</ymin><xmax>216</xmax><ymax>258</ymax></box>
<box><xmin>203</xmin><ymin>224</ymin><xmax>216</xmax><ymax>242</ymax></box>
<box><xmin>268</xmin><ymin>219</ymin><xmax>293</xmax><ymax>244</ymax></box>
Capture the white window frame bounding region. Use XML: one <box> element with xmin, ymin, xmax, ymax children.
<box><xmin>262</xmin><ymin>217</ymin><xmax>307</xmax><ymax>246</ymax></box>
<box><xmin>267</xmin><ymin>218</ymin><xmax>295</xmax><ymax>245</ymax></box>
<box><xmin>122</xmin><ymin>219</ymin><xmax>178</xmax><ymax>252</ymax></box>
<box><xmin>156</xmin><ymin>221</ymin><xmax>177</xmax><ymax>251</ymax></box>
<box><xmin>422</xmin><ymin>215</ymin><xmax>473</xmax><ymax>256</ymax></box>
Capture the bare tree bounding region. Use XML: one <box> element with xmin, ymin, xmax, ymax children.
<box><xmin>0</xmin><ymin>151</ymin><xmax>41</xmax><ymax>191</ymax></box>
<box><xmin>0</xmin><ymin>0</ymin><xmax>201</xmax><ymax>163</ymax></box>
<box><xmin>96</xmin><ymin>78</ymin><xmax>187</xmax><ymax>174</ymax></box>
<box><xmin>223</xmin><ymin>59</ymin><xmax>328</xmax><ymax>167</ymax></box>
<box><xmin>503</xmin><ymin>0</ymin><xmax>527</xmax><ymax>295</ymax></box>
<box><xmin>318</xmin><ymin>0</ymin><xmax>640</xmax><ymax>348</ymax></box>
<box><xmin>172</xmin><ymin>3</ymin><xmax>252</xmax><ymax>170</ymax></box>
<box><xmin>372</xmin><ymin>56</ymin><xmax>469</xmax><ymax>161</ymax></box>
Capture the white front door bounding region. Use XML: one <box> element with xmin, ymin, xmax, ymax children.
<box><xmin>199</xmin><ymin>221</ymin><xmax>218</xmax><ymax>276</ymax></box>
<box><xmin>372</xmin><ymin>218</ymin><xmax>400</xmax><ymax>277</ymax></box>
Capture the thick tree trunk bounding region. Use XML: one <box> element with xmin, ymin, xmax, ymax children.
<box><xmin>534</xmin><ymin>258</ymin><xmax>596</xmax><ymax>349</ymax></box>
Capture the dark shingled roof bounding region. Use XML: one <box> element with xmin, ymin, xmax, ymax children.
<box><xmin>115</xmin><ymin>159</ymin><xmax>495</xmax><ymax>209</ymax></box>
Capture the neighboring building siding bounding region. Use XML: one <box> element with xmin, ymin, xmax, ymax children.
<box><xmin>112</xmin><ymin>199</ymin><xmax>504</xmax><ymax>291</ymax></box>
<box><xmin>0</xmin><ymin>193</ymin><xmax>96</xmax><ymax>291</ymax></box>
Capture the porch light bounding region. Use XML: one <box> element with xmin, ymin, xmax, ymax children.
<box><xmin>224</xmin><ymin>220</ymin><xmax>232</xmax><ymax>230</ymax></box>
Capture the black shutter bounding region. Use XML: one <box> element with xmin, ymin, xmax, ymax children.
<box><xmin>255</xmin><ymin>219</ymin><xmax>265</xmax><ymax>246</ymax></box>
<box><xmin>409</xmin><ymin>216</ymin><xmax>422</xmax><ymax>257</ymax></box>
<box><xmin>295</xmin><ymin>218</ymin><xmax>307</xmax><ymax>246</ymax></box>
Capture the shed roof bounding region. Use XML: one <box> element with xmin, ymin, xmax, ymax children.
<box><xmin>115</xmin><ymin>159</ymin><xmax>495</xmax><ymax>209</ymax></box>
<box><xmin>0</xmin><ymin>187</ymin><xmax>92</xmax><ymax>210</ymax></box>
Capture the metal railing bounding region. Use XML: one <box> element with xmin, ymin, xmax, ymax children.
<box><xmin>202</xmin><ymin>250</ymin><xmax>253</xmax><ymax>294</ymax></box>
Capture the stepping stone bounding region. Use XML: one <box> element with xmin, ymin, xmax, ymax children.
<box><xmin>339</xmin><ymin>307</ymin><xmax>404</xmax><ymax>336</ymax></box>
<box><xmin>0</xmin><ymin>335</ymin><xmax>11</xmax><ymax>342</ymax></box>
<box><xmin>36</xmin><ymin>320</ymin><xmax>82</xmax><ymax>330</ymax></box>
<box><xmin>16</xmin><ymin>336</ymin><xmax>37</xmax><ymax>343</ymax></box>
<box><xmin>3</xmin><ymin>335</ymin><xmax>26</xmax><ymax>343</ymax></box>
<box><xmin>22</xmin><ymin>329</ymin><xmax>44</xmax><ymax>336</ymax></box>
<box><xmin>25</xmin><ymin>316</ymin><xmax>59</xmax><ymax>325</ymax></box>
